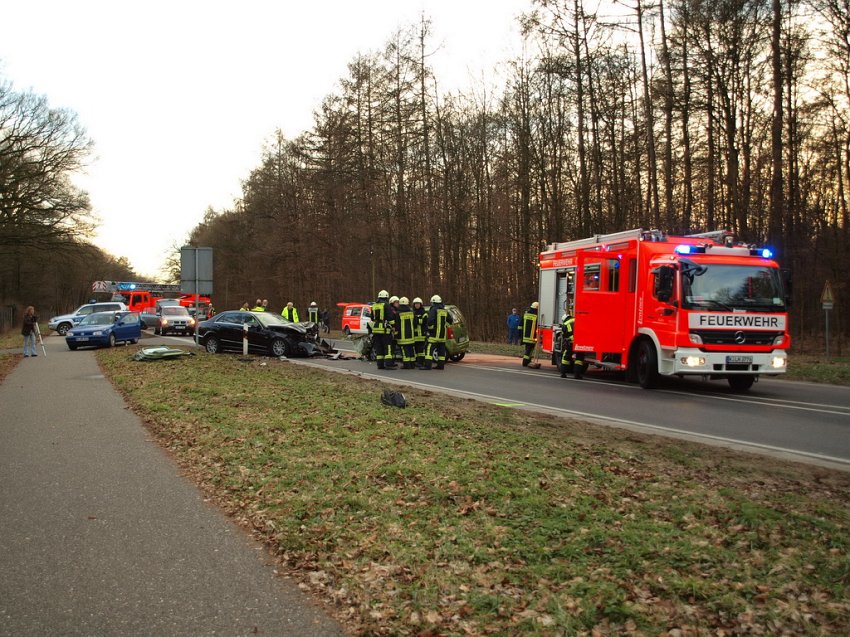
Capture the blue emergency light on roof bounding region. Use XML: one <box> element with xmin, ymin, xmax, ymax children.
<box><xmin>761</xmin><ymin>248</ymin><xmax>774</xmax><ymax>259</ymax></box>
<box><xmin>674</xmin><ymin>244</ymin><xmax>692</xmax><ymax>255</ymax></box>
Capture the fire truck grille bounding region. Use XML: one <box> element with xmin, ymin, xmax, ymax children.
<box><xmin>692</xmin><ymin>330</ymin><xmax>781</xmax><ymax>346</ymax></box>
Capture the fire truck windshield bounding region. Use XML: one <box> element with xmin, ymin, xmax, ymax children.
<box><xmin>681</xmin><ymin>264</ymin><xmax>786</xmax><ymax>312</ymax></box>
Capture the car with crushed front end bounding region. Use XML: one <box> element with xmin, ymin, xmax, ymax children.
<box><xmin>197</xmin><ymin>310</ymin><xmax>325</xmax><ymax>357</ymax></box>
<box><xmin>65</xmin><ymin>311</ymin><xmax>142</xmax><ymax>350</ymax></box>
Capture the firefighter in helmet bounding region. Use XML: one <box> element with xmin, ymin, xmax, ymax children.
<box><xmin>307</xmin><ymin>301</ymin><xmax>320</xmax><ymax>324</ymax></box>
<box><xmin>388</xmin><ymin>295</ymin><xmax>401</xmax><ymax>365</ymax></box>
<box><xmin>369</xmin><ymin>290</ymin><xmax>396</xmax><ymax>370</ymax></box>
<box><xmin>521</xmin><ymin>302</ymin><xmax>539</xmax><ymax>367</ymax></box>
<box><xmin>424</xmin><ymin>294</ymin><xmax>452</xmax><ymax>370</ymax></box>
<box><xmin>395</xmin><ymin>297</ymin><xmax>416</xmax><ymax>368</ymax></box>
<box><xmin>559</xmin><ymin>311</ymin><xmax>575</xmax><ymax>378</ymax></box>
<box><xmin>411</xmin><ymin>297</ymin><xmax>427</xmax><ymax>368</ymax></box>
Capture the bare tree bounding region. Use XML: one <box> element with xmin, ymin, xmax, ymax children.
<box><xmin>0</xmin><ymin>81</ymin><xmax>94</xmax><ymax>248</ymax></box>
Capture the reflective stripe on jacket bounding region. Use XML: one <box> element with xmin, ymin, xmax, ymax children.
<box><xmin>370</xmin><ymin>302</ymin><xmax>388</xmax><ymax>334</ymax></box>
<box><xmin>522</xmin><ymin>311</ymin><xmax>538</xmax><ymax>344</ymax></box>
<box><xmin>397</xmin><ymin>307</ymin><xmax>415</xmax><ymax>344</ymax></box>
<box><xmin>427</xmin><ymin>306</ymin><xmax>450</xmax><ymax>343</ymax></box>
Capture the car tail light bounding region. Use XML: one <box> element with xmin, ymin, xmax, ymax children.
<box><xmin>447</xmin><ymin>326</ymin><xmax>454</xmax><ymax>339</ymax></box>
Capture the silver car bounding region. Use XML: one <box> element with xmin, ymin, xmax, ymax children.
<box><xmin>156</xmin><ymin>305</ymin><xmax>196</xmax><ymax>336</ymax></box>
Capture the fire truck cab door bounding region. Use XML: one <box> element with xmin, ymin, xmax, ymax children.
<box><xmin>575</xmin><ymin>253</ymin><xmax>628</xmax><ymax>356</ymax></box>
<box><xmin>645</xmin><ymin>261</ymin><xmax>679</xmax><ymax>348</ymax></box>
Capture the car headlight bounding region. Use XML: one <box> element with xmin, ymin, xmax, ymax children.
<box><xmin>680</xmin><ymin>355</ymin><xmax>705</xmax><ymax>367</ymax></box>
<box><xmin>161</xmin><ymin>319</ymin><xmax>169</xmax><ymax>326</ymax></box>
<box><xmin>771</xmin><ymin>356</ymin><xmax>786</xmax><ymax>369</ymax></box>
<box><xmin>93</xmin><ymin>331</ymin><xmax>103</xmax><ymax>336</ymax></box>
<box><xmin>689</xmin><ymin>333</ymin><xmax>703</xmax><ymax>345</ymax></box>
<box><xmin>773</xmin><ymin>335</ymin><xmax>785</xmax><ymax>346</ymax></box>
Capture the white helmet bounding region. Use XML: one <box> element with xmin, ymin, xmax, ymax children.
<box><xmin>378</xmin><ymin>290</ymin><xmax>389</xmax><ymax>299</ymax></box>
<box><xmin>399</xmin><ymin>296</ymin><xmax>409</xmax><ymax>305</ymax></box>
<box><xmin>430</xmin><ymin>294</ymin><xmax>442</xmax><ymax>304</ymax></box>
<box><xmin>389</xmin><ymin>295</ymin><xmax>399</xmax><ymax>303</ymax></box>
<box><xmin>412</xmin><ymin>297</ymin><xmax>423</xmax><ymax>305</ymax></box>
<box><xmin>310</xmin><ymin>301</ymin><xmax>317</xmax><ymax>306</ymax></box>
<box><xmin>531</xmin><ymin>301</ymin><xmax>539</xmax><ymax>309</ymax></box>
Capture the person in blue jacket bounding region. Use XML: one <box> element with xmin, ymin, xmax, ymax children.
<box><xmin>507</xmin><ymin>307</ymin><xmax>521</xmax><ymax>344</ymax></box>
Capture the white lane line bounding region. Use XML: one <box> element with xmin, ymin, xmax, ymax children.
<box><xmin>292</xmin><ymin>359</ymin><xmax>850</xmax><ymax>470</ymax></box>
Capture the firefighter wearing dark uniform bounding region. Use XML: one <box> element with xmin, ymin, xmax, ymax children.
<box><xmin>370</xmin><ymin>290</ymin><xmax>397</xmax><ymax>370</ymax></box>
<box><xmin>559</xmin><ymin>312</ymin><xmax>575</xmax><ymax>378</ymax></box>
<box><xmin>307</xmin><ymin>301</ymin><xmax>320</xmax><ymax>324</ymax></box>
<box><xmin>521</xmin><ymin>302</ymin><xmax>539</xmax><ymax>366</ymax></box>
<box><xmin>424</xmin><ymin>294</ymin><xmax>452</xmax><ymax>370</ymax></box>
<box><xmin>395</xmin><ymin>297</ymin><xmax>416</xmax><ymax>368</ymax></box>
<box><xmin>412</xmin><ymin>297</ymin><xmax>427</xmax><ymax>369</ymax></box>
<box><xmin>388</xmin><ymin>295</ymin><xmax>402</xmax><ymax>365</ymax></box>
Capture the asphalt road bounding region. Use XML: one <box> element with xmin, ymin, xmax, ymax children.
<box><xmin>303</xmin><ymin>342</ymin><xmax>850</xmax><ymax>472</ymax></box>
<box><xmin>0</xmin><ymin>334</ymin><xmax>347</xmax><ymax>637</ymax></box>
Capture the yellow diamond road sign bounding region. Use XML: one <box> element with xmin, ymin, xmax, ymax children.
<box><xmin>821</xmin><ymin>281</ymin><xmax>835</xmax><ymax>307</ymax></box>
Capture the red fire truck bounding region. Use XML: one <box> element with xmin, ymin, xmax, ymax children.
<box><xmin>92</xmin><ymin>281</ymin><xmax>211</xmax><ymax>315</ymax></box>
<box><xmin>537</xmin><ymin>229</ymin><xmax>790</xmax><ymax>392</ymax></box>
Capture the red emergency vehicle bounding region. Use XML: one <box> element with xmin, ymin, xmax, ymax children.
<box><xmin>537</xmin><ymin>229</ymin><xmax>790</xmax><ymax>392</ymax></box>
<box><xmin>92</xmin><ymin>281</ymin><xmax>211</xmax><ymax>315</ymax></box>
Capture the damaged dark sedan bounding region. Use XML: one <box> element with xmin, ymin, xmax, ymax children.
<box><xmin>197</xmin><ymin>310</ymin><xmax>331</xmax><ymax>357</ymax></box>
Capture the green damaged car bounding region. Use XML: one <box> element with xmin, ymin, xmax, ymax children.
<box><xmin>443</xmin><ymin>304</ymin><xmax>470</xmax><ymax>362</ymax></box>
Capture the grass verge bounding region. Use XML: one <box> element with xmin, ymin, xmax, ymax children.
<box><xmin>782</xmin><ymin>355</ymin><xmax>850</xmax><ymax>385</ymax></box>
<box><xmin>0</xmin><ymin>353</ymin><xmax>20</xmax><ymax>383</ymax></box>
<box><xmin>97</xmin><ymin>346</ymin><xmax>850</xmax><ymax>636</ymax></box>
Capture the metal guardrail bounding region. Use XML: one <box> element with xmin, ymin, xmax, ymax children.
<box><xmin>0</xmin><ymin>305</ymin><xmax>17</xmax><ymax>333</ymax></box>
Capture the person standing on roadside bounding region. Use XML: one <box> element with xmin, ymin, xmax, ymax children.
<box><xmin>281</xmin><ymin>302</ymin><xmax>299</xmax><ymax>322</ymax></box>
<box><xmin>507</xmin><ymin>307</ymin><xmax>521</xmax><ymax>344</ymax></box>
<box><xmin>369</xmin><ymin>290</ymin><xmax>396</xmax><ymax>370</ymax></box>
<box><xmin>521</xmin><ymin>302</ymin><xmax>539</xmax><ymax>367</ymax></box>
<box><xmin>21</xmin><ymin>305</ymin><xmax>39</xmax><ymax>358</ymax></box>
<box><xmin>412</xmin><ymin>297</ymin><xmax>427</xmax><ymax>368</ymax></box>
<box><xmin>307</xmin><ymin>301</ymin><xmax>320</xmax><ymax>324</ymax></box>
<box><xmin>423</xmin><ymin>294</ymin><xmax>452</xmax><ymax>370</ymax></box>
<box><xmin>395</xmin><ymin>297</ymin><xmax>416</xmax><ymax>369</ymax></box>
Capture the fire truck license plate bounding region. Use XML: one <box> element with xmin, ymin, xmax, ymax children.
<box><xmin>726</xmin><ymin>355</ymin><xmax>752</xmax><ymax>364</ymax></box>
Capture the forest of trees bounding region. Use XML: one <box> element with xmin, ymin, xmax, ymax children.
<box><xmin>0</xmin><ymin>79</ymin><xmax>136</xmax><ymax>330</ymax></box>
<box><xmin>3</xmin><ymin>0</ymin><xmax>848</xmax><ymax>350</ymax></box>
<box><xmin>185</xmin><ymin>0</ymin><xmax>849</xmax><ymax>348</ymax></box>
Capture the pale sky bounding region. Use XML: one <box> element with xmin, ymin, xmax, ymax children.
<box><xmin>1</xmin><ymin>0</ymin><xmax>526</xmax><ymax>278</ymax></box>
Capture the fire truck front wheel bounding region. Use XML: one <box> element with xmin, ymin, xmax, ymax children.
<box><xmin>727</xmin><ymin>374</ymin><xmax>755</xmax><ymax>393</ymax></box>
<box><xmin>636</xmin><ymin>340</ymin><xmax>659</xmax><ymax>389</ymax></box>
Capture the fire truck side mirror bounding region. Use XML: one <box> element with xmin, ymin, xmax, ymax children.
<box><xmin>781</xmin><ymin>268</ymin><xmax>792</xmax><ymax>308</ymax></box>
<box><xmin>653</xmin><ymin>265</ymin><xmax>676</xmax><ymax>303</ymax></box>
